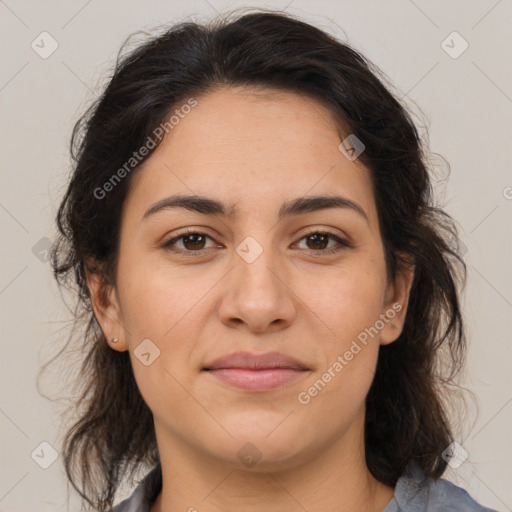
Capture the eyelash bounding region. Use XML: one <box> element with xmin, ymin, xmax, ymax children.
<box><xmin>161</xmin><ymin>228</ymin><xmax>352</xmax><ymax>257</ymax></box>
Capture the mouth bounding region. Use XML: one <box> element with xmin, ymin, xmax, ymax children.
<box><xmin>202</xmin><ymin>351</ymin><xmax>310</xmax><ymax>391</ymax></box>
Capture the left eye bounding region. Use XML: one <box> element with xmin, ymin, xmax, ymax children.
<box><xmin>162</xmin><ymin>230</ymin><xmax>351</xmax><ymax>255</ymax></box>
<box><xmin>294</xmin><ymin>232</ymin><xmax>350</xmax><ymax>253</ymax></box>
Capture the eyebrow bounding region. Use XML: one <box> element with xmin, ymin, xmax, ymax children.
<box><xmin>142</xmin><ymin>194</ymin><xmax>369</xmax><ymax>224</ymax></box>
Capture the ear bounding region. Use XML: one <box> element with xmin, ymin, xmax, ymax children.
<box><xmin>379</xmin><ymin>256</ymin><xmax>415</xmax><ymax>346</ymax></box>
<box><xmin>85</xmin><ymin>267</ymin><xmax>128</xmax><ymax>352</ymax></box>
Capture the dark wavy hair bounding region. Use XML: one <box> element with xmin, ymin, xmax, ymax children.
<box><xmin>47</xmin><ymin>8</ymin><xmax>467</xmax><ymax>511</ymax></box>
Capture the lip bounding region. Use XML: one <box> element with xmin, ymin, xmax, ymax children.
<box><xmin>202</xmin><ymin>351</ymin><xmax>309</xmax><ymax>391</ymax></box>
<box><xmin>203</xmin><ymin>351</ymin><xmax>309</xmax><ymax>371</ymax></box>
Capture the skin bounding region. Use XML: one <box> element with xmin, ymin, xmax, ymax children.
<box><xmin>87</xmin><ymin>86</ymin><xmax>414</xmax><ymax>512</ymax></box>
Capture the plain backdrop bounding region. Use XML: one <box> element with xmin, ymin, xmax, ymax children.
<box><xmin>1</xmin><ymin>1</ymin><xmax>511</xmax><ymax>511</ymax></box>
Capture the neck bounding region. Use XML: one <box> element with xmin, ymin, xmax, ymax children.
<box><xmin>149</xmin><ymin>415</ymin><xmax>394</xmax><ymax>512</ymax></box>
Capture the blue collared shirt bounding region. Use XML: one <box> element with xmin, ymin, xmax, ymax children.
<box><xmin>112</xmin><ymin>461</ymin><xmax>497</xmax><ymax>511</ymax></box>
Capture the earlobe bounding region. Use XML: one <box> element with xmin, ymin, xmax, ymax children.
<box><xmin>379</xmin><ymin>258</ymin><xmax>415</xmax><ymax>346</ymax></box>
<box><xmin>85</xmin><ymin>268</ymin><xmax>128</xmax><ymax>352</ymax></box>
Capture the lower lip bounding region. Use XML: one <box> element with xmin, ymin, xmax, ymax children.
<box><xmin>205</xmin><ymin>368</ymin><xmax>306</xmax><ymax>391</ymax></box>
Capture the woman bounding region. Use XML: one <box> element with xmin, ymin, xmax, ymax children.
<box><xmin>50</xmin><ymin>9</ymin><xmax>496</xmax><ymax>512</ymax></box>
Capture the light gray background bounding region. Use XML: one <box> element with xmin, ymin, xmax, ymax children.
<box><xmin>1</xmin><ymin>1</ymin><xmax>511</xmax><ymax>511</ymax></box>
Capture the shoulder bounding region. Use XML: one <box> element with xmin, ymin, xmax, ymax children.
<box><xmin>112</xmin><ymin>464</ymin><xmax>162</xmax><ymax>512</ymax></box>
<box><xmin>384</xmin><ymin>462</ymin><xmax>498</xmax><ymax>512</ymax></box>
<box><xmin>425</xmin><ymin>477</ymin><xmax>497</xmax><ymax>511</ymax></box>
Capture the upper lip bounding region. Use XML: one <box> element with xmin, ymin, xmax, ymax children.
<box><xmin>203</xmin><ymin>351</ymin><xmax>309</xmax><ymax>371</ymax></box>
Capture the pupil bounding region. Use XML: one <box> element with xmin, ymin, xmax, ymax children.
<box><xmin>185</xmin><ymin>234</ymin><xmax>204</xmax><ymax>249</ymax></box>
<box><xmin>309</xmin><ymin>234</ymin><xmax>327</xmax><ymax>249</ymax></box>
<box><xmin>182</xmin><ymin>234</ymin><xmax>329</xmax><ymax>251</ymax></box>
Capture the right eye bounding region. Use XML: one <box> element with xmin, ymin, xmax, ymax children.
<box><xmin>161</xmin><ymin>229</ymin><xmax>220</xmax><ymax>255</ymax></box>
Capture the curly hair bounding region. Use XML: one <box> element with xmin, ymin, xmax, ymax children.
<box><xmin>47</xmin><ymin>9</ymin><xmax>467</xmax><ymax>511</ymax></box>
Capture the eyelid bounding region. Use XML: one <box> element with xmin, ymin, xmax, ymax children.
<box><xmin>161</xmin><ymin>226</ymin><xmax>354</xmax><ymax>257</ymax></box>
<box><xmin>298</xmin><ymin>227</ymin><xmax>352</xmax><ymax>246</ymax></box>
<box><xmin>162</xmin><ymin>228</ymin><xmax>221</xmax><ymax>253</ymax></box>
<box><xmin>291</xmin><ymin>230</ymin><xmax>353</xmax><ymax>255</ymax></box>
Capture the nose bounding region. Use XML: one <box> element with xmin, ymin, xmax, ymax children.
<box><xmin>217</xmin><ymin>246</ymin><xmax>297</xmax><ymax>335</ymax></box>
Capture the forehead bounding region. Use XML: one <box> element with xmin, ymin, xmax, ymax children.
<box><xmin>123</xmin><ymin>86</ymin><xmax>376</xmax><ymax>226</ymax></box>
<box><xmin>164</xmin><ymin>86</ymin><xmax>347</xmax><ymax>160</ymax></box>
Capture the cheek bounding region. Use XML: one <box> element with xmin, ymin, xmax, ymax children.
<box><xmin>116</xmin><ymin>251</ymin><xmax>218</xmax><ymax>387</ymax></box>
<box><xmin>116</xmin><ymin>247</ymin><xmax>201</xmax><ymax>338</ymax></box>
<box><xmin>296</xmin><ymin>283</ymin><xmax>382</xmax><ymax>434</ymax></box>
<box><xmin>298</xmin><ymin>261</ymin><xmax>386</xmax><ymax>339</ymax></box>
<box><xmin>294</xmin><ymin>261</ymin><xmax>386</xmax><ymax>398</ymax></box>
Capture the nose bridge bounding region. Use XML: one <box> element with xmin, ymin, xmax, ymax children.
<box><xmin>234</xmin><ymin>232</ymin><xmax>284</xmax><ymax>299</ymax></box>
<box><xmin>218</xmin><ymin>231</ymin><xmax>296</xmax><ymax>331</ymax></box>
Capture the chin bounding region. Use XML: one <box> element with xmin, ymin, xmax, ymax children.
<box><xmin>204</xmin><ymin>420</ymin><xmax>312</xmax><ymax>470</ymax></box>
<box><xmin>221</xmin><ymin>439</ymin><xmax>312</xmax><ymax>473</ymax></box>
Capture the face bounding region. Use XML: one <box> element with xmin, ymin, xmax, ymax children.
<box><xmin>88</xmin><ymin>86</ymin><xmax>413</xmax><ymax>471</ymax></box>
